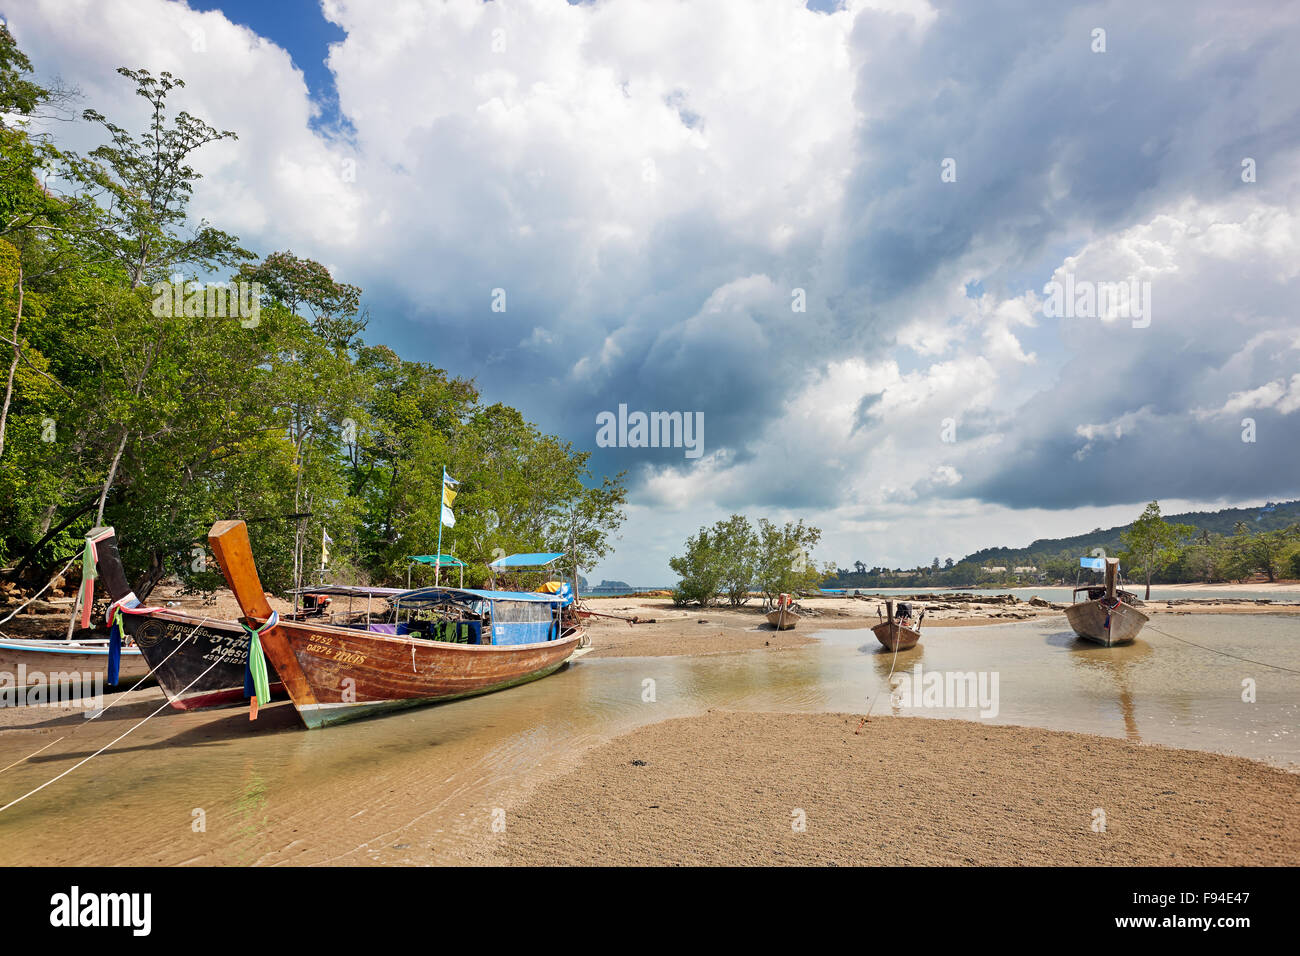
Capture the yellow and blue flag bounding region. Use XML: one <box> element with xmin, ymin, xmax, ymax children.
<box><xmin>441</xmin><ymin>474</ymin><xmax>460</xmax><ymax>528</ymax></box>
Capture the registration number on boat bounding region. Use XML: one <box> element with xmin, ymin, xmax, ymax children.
<box><xmin>305</xmin><ymin>636</ymin><xmax>366</xmax><ymax>666</ymax></box>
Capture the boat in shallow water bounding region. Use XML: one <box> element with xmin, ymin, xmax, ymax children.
<box><xmin>872</xmin><ymin>599</ymin><xmax>921</xmax><ymax>651</ymax></box>
<box><xmin>208</xmin><ymin>519</ymin><xmax>585</xmax><ymax>729</ymax></box>
<box><xmin>1065</xmin><ymin>557</ymin><xmax>1147</xmax><ymax>646</ymax></box>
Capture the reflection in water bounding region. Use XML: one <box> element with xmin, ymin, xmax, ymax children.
<box><xmin>1055</xmin><ymin>634</ymin><xmax>1154</xmax><ymax>742</ymax></box>
<box><xmin>863</xmin><ymin>643</ymin><xmax>923</xmax><ymax>717</ymax></box>
<box><xmin>0</xmin><ymin>613</ymin><xmax>1294</xmax><ymax>865</ymax></box>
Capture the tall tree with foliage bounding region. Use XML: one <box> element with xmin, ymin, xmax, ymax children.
<box><xmin>0</xmin><ymin>34</ymin><xmax>631</xmax><ymax>609</ymax></box>
<box><xmin>752</xmin><ymin>518</ymin><xmax>831</xmax><ymax>606</ymax></box>
<box><xmin>669</xmin><ymin>526</ymin><xmax>723</xmax><ymax>607</ymax></box>
<box><xmin>1227</xmin><ymin>522</ymin><xmax>1297</xmax><ymax>583</ymax></box>
<box><xmin>708</xmin><ymin>514</ymin><xmax>757</xmax><ymax>606</ymax></box>
<box><xmin>1119</xmin><ymin>501</ymin><xmax>1194</xmax><ymax>599</ymax></box>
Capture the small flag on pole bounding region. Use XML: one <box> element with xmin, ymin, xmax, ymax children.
<box><xmin>321</xmin><ymin>528</ymin><xmax>333</xmax><ymax>568</ymax></box>
<box><xmin>441</xmin><ymin>474</ymin><xmax>460</xmax><ymax>528</ymax></box>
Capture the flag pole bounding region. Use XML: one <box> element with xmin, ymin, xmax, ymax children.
<box><xmin>436</xmin><ymin>465</ymin><xmax>445</xmax><ymax>587</ymax></box>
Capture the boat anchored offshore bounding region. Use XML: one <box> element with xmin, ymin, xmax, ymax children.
<box><xmin>872</xmin><ymin>599</ymin><xmax>922</xmax><ymax>651</ymax></box>
<box><xmin>1064</xmin><ymin>556</ymin><xmax>1148</xmax><ymax>646</ymax></box>
<box><xmin>208</xmin><ymin>520</ymin><xmax>586</xmax><ymax>729</ymax></box>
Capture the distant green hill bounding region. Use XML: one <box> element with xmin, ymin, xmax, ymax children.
<box><xmin>825</xmin><ymin>499</ymin><xmax>1300</xmax><ymax>588</ymax></box>
<box><xmin>962</xmin><ymin>500</ymin><xmax>1300</xmax><ymax>565</ymax></box>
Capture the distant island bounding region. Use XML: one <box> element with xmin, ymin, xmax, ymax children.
<box><xmin>592</xmin><ymin>579</ymin><xmax>633</xmax><ymax>591</ymax></box>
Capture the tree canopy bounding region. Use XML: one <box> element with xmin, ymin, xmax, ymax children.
<box><xmin>0</xmin><ymin>35</ymin><xmax>626</xmax><ymax>600</ymax></box>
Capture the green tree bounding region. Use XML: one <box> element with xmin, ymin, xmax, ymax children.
<box><xmin>1119</xmin><ymin>501</ymin><xmax>1194</xmax><ymax>599</ymax></box>
<box><xmin>706</xmin><ymin>514</ymin><xmax>757</xmax><ymax>606</ymax></box>
<box><xmin>79</xmin><ymin>69</ymin><xmax>249</xmax><ymax>289</ymax></box>
<box><xmin>752</xmin><ymin>518</ymin><xmax>829</xmax><ymax>606</ymax></box>
<box><xmin>1228</xmin><ymin>523</ymin><xmax>1298</xmax><ymax>583</ymax></box>
<box><xmin>668</xmin><ymin>526</ymin><xmax>722</xmax><ymax>607</ymax></box>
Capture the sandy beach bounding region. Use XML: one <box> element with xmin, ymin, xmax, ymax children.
<box><xmin>501</xmin><ymin>711</ymin><xmax>1300</xmax><ymax>866</ymax></box>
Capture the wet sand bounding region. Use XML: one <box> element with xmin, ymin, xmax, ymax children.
<box><xmin>501</xmin><ymin>711</ymin><xmax>1300</xmax><ymax>866</ymax></box>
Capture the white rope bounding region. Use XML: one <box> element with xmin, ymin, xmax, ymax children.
<box><xmin>1142</xmin><ymin>619</ymin><xmax>1300</xmax><ymax>676</ymax></box>
<box><xmin>0</xmin><ymin>653</ymin><xmax>228</xmax><ymax>815</ymax></box>
<box><xmin>0</xmin><ymin>737</ymin><xmax>65</xmax><ymax>774</ymax></box>
<box><xmin>0</xmin><ymin>616</ymin><xmax>215</xmax><ymax>778</ymax></box>
<box><xmin>84</xmin><ymin>616</ymin><xmax>216</xmax><ymax>720</ymax></box>
<box><xmin>0</xmin><ymin>552</ymin><xmax>81</xmax><ymax>627</ymax></box>
<box><xmin>856</xmin><ymin>605</ymin><xmax>912</xmax><ymax>732</ymax></box>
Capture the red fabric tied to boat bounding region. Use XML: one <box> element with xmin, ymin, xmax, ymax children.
<box><xmin>79</xmin><ymin>538</ymin><xmax>98</xmax><ymax>629</ymax></box>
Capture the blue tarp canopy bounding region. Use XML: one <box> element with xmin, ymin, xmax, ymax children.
<box><xmin>398</xmin><ymin>586</ymin><xmax>565</xmax><ymax>606</ymax></box>
<box><xmin>489</xmin><ymin>552</ymin><xmax>565</xmax><ymax>569</ymax></box>
<box><xmin>397</xmin><ymin>585</ymin><xmax>564</xmax><ymax>646</ymax></box>
<box><xmin>409</xmin><ymin>554</ymin><xmax>465</xmax><ymax>567</ymax></box>
<box><xmin>290</xmin><ymin>585</ymin><xmax>406</xmax><ymax>597</ymax></box>
<box><xmin>1079</xmin><ymin>556</ymin><xmax>1106</xmax><ymax>570</ymax></box>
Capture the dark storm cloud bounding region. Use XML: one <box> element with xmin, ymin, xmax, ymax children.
<box><xmin>297</xmin><ymin>0</ymin><xmax>1300</xmax><ymax>509</ymax></box>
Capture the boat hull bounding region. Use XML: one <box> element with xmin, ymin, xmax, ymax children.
<box><xmin>118</xmin><ymin>610</ymin><xmax>285</xmax><ymax>710</ymax></box>
<box><xmin>0</xmin><ymin>639</ymin><xmax>148</xmax><ymax>688</ymax></box>
<box><xmin>765</xmin><ymin>608</ymin><xmax>800</xmax><ymax>630</ymax></box>
<box><xmin>1064</xmin><ymin>599</ymin><xmax>1148</xmax><ymax>646</ymax></box>
<box><xmin>257</xmin><ymin>620</ymin><xmax>584</xmax><ymax>729</ymax></box>
<box><xmin>871</xmin><ymin>621</ymin><xmax>920</xmax><ymax>652</ymax></box>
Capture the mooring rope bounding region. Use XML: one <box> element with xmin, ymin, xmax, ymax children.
<box><xmin>855</xmin><ymin>607</ymin><xmax>908</xmax><ymax>733</ymax></box>
<box><xmin>1141</xmin><ymin>619</ymin><xmax>1300</xmax><ymax>676</ymax></box>
<box><xmin>0</xmin><ymin>653</ymin><xmax>229</xmax><ymax>815</ymax></box>
<box><xmin>0</xmin><ymin>616</ymin><xmax>215</xmax><ymax>778</ymax></box>
<box><xmin>0</xmin><ymin>552</ymin><xmax>81</xmax><ymax>627</ymax></box>
<box><xmin>0</xmin><ymin>737</ymin><xmax>65</xmax><ymax>775</ymax></box>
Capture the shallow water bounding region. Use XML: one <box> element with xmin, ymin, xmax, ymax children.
<box><xmin>0</xmin><ymin>613</ymin><xmax>1294</xmax><ymax>865</ymax></box>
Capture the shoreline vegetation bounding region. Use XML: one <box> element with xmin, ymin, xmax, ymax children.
<box><xmin>0</xmin><ymin>32</ymin><xmax>628</xmax><ymax>612</ymax></box>
<box><xmin>823</xmin><ymin>500</ymin><xmax>1300</xmax><ymax>593</ymax></box>
<box><xmin>661</xmin><ymin>503</ymin><xmax>1300</xmax><ymax>621</ymax></box>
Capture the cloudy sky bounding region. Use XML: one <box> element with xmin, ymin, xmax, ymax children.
<box><xmin>8</xmin><ymin>0</ymin><xmax>1299</xmax><ymax>584</ymax></box>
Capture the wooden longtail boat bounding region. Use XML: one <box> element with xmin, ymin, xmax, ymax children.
<box><xmin>1065</xmin><ymin>557</ymin><xmax>1147</xmax><ymax>646</ymax></box>
<box><xmin>872</xmin><ymin>599</ymin><xmax>921</xmax><ymax>651</ymax></box>
<box><xmin>0</xmin><ymin>638</ymin><xmax>148</xmax><ymax>688</ymax></box>
<box><xmin>208</xmin><ymin>520</ymin><xmax>585</xmax><ymax>729</ymax></box>
<box><xmin>0</xmin><ymin>527</ymin><xmax>148</xmax><ymax>688</ymax></box>
<box><xmin>90</xmin><ymin>526</ymin><xmax>286</xmax><ymax>710</ymax></box>
<box><xmin>765</xmin><ymin>593</ymin><xmax>800</xmax><ymax>630</ymax></box>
